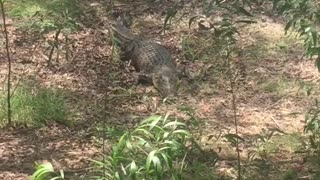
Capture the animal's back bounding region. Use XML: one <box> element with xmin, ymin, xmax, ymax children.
<box><xmin>129</xmin><ymin>40</ymin><xmax>176</xmax><ymax>73</ymax></box>
<box><xmin>111</xmin><ymin>20</ymin><xmax>178</xmax><ymax>97</ymax></box>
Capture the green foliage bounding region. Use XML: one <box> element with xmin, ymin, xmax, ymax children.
<box><xmin>258</xmin><ymin>76</ymin><xmax>296</xmax><ymax>95</ymax></box>
<box><xmin>0</xmin><ymin>82</ymin><xmax>69</xmax><ymax>127</ymax></box>
<box><xmin>249</xmin><ymin>128</ymin><xmax>286</xmax><ymax>161</ymax></box>
<box><xmin>7</xmin><ymin>0</ymin><xmax>81</xmax><ymax>32</ymax></box>
<box><xmin>32</xmin><ymin>88</ymin><xmax>68</xmax><ymax>124</ymax></box>
<box><xmin>181</xmin><ymin>36</ymin><xmax>200</xmax><ymax>62</ymax></box>
<box><xmin>182</xmin><ymin>17</ymin><xmax>251</xmax><ymax>63</ymax></box>
<box><xmin>305</xmin><ymin>99</ymin><xmax>320</xmax><ymax>155</ymax></box>
<box><xmin>273</xmin><ymin>0</ymin><xmax>320</xmax><ymax>69</ymax></box>
<box><xmin>92</xmin><ymin>114</ymin><xmax>192</xmax><ymax>180</ymax></box>
<box><xmin>281</xmin><ymin>169</ymin><xmax>298</xmax><ymax>180</ymax></box>
<box><xmin>30</xmin><ymin>162</ymin><xmax>65</xmax><ymax>180</ymax></box>
<box><xmin>303</xmin><ymin>98</ymin><xmax>320</xmax><ymax>178</ymax></box>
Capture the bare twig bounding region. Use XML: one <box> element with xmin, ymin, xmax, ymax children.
<box><xmin>101</xmin><ymin>1</ymin><xmax>115</xmax><ymax>178</ymax></box>
<box><xmin>270</xmin><ymin>116</ymin><xmax>281</xmax><ymax>130</ymax></box>
<box><xmin>48</xmin><ymin>28</ymin><xmax>61</xmax><ymax>67</ymax></box>
<box><xmin>65</xmin><ymin>34</ymin><xmax>69</xmax><ymax>62</ymax></box>
<box><xmin>0</xmin><ymin>0</ymin><xmax>12</xmax><ymax>126</ymax></box>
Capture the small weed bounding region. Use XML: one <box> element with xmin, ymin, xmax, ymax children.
<box><xmin>7</xmin><ymin>0</ymin><xmax>81</xmax><ymax>32</ymax></box>
<box><xmin>262</xmin><ymin>81</ymin><xmax>280</xmax><ymax>93</ymax></box>
<box><xmin>32</xmin><ymin>88</ymin><xmax>69</xmax><ymax>125</ymax></box>
<box><xmin>181</xmin><ymin>36</ymin><xmax>199</xmax><ymax>62</ymax></box>
<box><xmin>258</xmin><ymin>76</ymin><xmax>298</xmax><ymax>96</ymax></box>
<box><xmin>30</xmin><ymin>161</ymin><xmax>65</xmax><ymax>180</ymax></box>
<box><xmin>281</xmin><ymin>169</ymin><xmax>298</xmax><ymax>180</ymax></box>
<box><xmin>0</xmin><ymin>82</ymin><xmax>70</xmax><ymax>127</ymax></box>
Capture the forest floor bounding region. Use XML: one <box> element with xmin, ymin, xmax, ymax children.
<box><xmin>0</xmin><ymin>1</ymin><xmax>319</xmax><ymax>179</ymax></box>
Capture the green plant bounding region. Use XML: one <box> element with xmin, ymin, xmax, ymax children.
<box><xmin>305</xmin><ymin>99</ymin><xmax>320</xmax><ymax>157</ymax></box>
<box><xmin>91</xmin><ymin>114</ymin><xmax>192</xmax><ymax>180</ymax></box>
<box><xmin>1</xmin><ymin>0</ymin><xmax>13</xmax><ymax>126</ymax></box>
<box><xmin>273</xmin><ymin>0</ymin><xmax>320</xmax><ymax>69</ymax></box>
<box><xmin>8</xmin><ymin>0</ymin><xmax>80</xmax><ymax>32</ymax></box>
<box><xmin>30</xmin><ymin>162</ymin><xmax>65</xmax><ymax>180</ymax></box>
<box><xmin>32</xmin><ymin>88</ymin><xmax>68</xmax><ymax>124</ymax></box>
<box><xmin>248</xmin><ymin>128</ymin><xmax>284</xmax><ymax>161</ymax></box>
<box><xmin>0</xmin><ymin>82</ymin><xmax>69</xmax><ymax>127</ymax></box>
<box><xmin>181</xmin><ymin>36</ymin><xmax>198</xmax><ymax>62</ymax></box>
<box><xmin>303</xmin><ymin>98</ymin><xmax>320</xmax><ymax>178</ymax></box>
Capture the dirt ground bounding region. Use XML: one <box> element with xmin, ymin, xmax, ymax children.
<box><xmin>0</xmin><ymin>1</ymin><xmax>319</xmax><ymax>179</ymax></box>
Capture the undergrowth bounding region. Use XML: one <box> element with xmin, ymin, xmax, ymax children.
<box><xmin>7</xmin><ymin>0</ymin><xmax>81</xmax><ymax>32</ymax></box>
<box><xmin>91</xmin><ymin>114</ymin><xmax>193</xmax><ymax>180</ymax></box>
<box><xmin>0</xmin><ymin>82</ymin><xmax>70</xmax><ymax>127</ymax></box>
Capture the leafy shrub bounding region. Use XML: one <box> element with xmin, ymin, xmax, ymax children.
<box><xmin>30</xmin><ymin>162</ymin><xmax>65</xmax><ymax>180</ymax></box>
<box><xmin>273</xmin><ymin>0</ymin><xmax>320</xmax><ymax>69</ymax></box>
<box><xmin>304</xmin><ymin>98</ymin><xmax>320</xmax><ymax>178</ymax></box>
<box><xmin>305</xmin><ymin>99</ymin><xmax>320</xmax><ymax>155</ymax></box>
<box><xmin>92</xmin><ymin>114</ymin><xmax>192</xmax><ymax>180</ymax></box>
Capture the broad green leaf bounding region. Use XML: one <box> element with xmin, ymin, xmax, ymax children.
<box><xmin>140</xmin><ymin>115</ymin><xmax>162</xmax><ymax>125</ymax></box>
<box><xmin>132</xmin><ymin>135</ymin><xmax>149</xmax><ymax>145</ymax></box>
<box><xmin>40</xmin><ymin>162</ymin><xmax>54</xmax><ymax>171</ymax></box>
<box><xmin>50</xmin><ymin>176</ymin><xmax>63</xmax><ymax>180</ymax></box>
<box><xmin>163</xmin><ymin>132</ymin><xmax>170</xmax><ymax>139</ymax></box>
<box><xmin>136</xmin><ymin>124</ymin><xmax>164</xmax><ymax>133</ymax></box>
<box><xmin>132</xmin><ymin>128</ymin><xmax>153</xmax><ymax>138</ymax></box>
<box><xmin>304</xmin><ymin>26</ymin><xmax>311</xmax><ymax>33</ymax></box>
<box><xmin>88</xmin><ymin>159</ymin><xmax>105</xmax><ymax>166</ymax></box>
<box><xmin>34</xmin><ymin>170</ymin><xmax>50</xmax><ymax>180</ymax></box>
<box><xmin>126</xmin><ymin>140</ymin><xmax>133</xmax><ymax>150</ymax></box>
<box><xmin>118</xmin><ymin>133</ymin><xmax>129</xmax><ymax>147</ymax></box>
<box><xmin>163</xmin><ymin>112</ymin><xmax>170</xmax><ymax>124</ymax></box>
<box><xmin>146</xmin><ymin>150</ymin><xmax>157</xmax><ymax>170</ymax></box>
<box><xmin>129</xmin><ymin>161</ymin><xmax>138</xmax><ymax>174</ymax></box>
<box><xmin>164</xmin><ymin>121</ymin><xmax>186</xmax><ymax>128</ymax></box>
<box><xmin>120</xmin><ymin>163</ymin><xmax>127</xmax><ymax>175</ymax></box>
<box><xmin>160</xmin><ymin>153</ymin><xmax>173</xmax><ymax>168</ymax></box>
<box><xmin>172</xmin><ymin>129</ymin><xmax>192</xmax><ymax>137</ymax></box>
<box><xmin>115</xmin><ymin>172</ymin><xmax>121</xmax><ymax>180</ymax></box>
<box><xmin>152</xmin><ymin>156</ymin><xmax>162</xmax><ymax>174</ymax></box>
<box><xmin>159</xmin><ymin>146</ymin><xmax>172</xmax><ymax>152</ymax></box>
<box><xmin>30</xmin><ymin>162</ymin><xmax>55</xmax><ymax>180</ymax></box>
<box><xmin>164</xmin><ymin>140</ymin><xmax>180</xmax><ymax>147</ymax></box>
<box><xmin>149</xmin><ymin>115</ymin><xmax>162</xmax><ymax>131</ymax></box>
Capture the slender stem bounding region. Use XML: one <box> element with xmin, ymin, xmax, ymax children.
<box><xmin>48</xmin><ymin>28</ymin><xmax>61</xmax><ymax>67</ymax></box>
<box><xmin>226</xmin><ymin>47</ymin><xmax>241</xmax><ymax>180</ymax></box>
<box><xmin>0</xmin><ymin>0</ymin><xmax>12</xmax><ymax>126</ymax></box>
